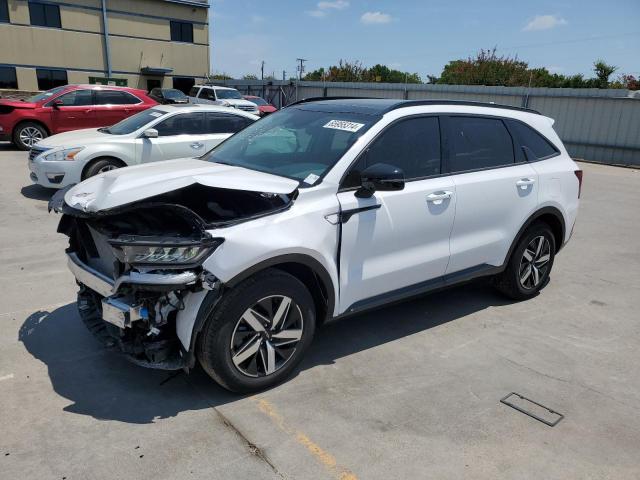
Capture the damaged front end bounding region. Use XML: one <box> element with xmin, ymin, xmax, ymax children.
<box><xmin>50</xmin><ymin>181</ymin><xmax>296</xmax><ymax>370</ymax></box>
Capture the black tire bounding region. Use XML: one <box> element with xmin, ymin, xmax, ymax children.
<box><xmin>197</xmin><ymin>269</ymin><xmax>316</xmax><ymax>393</ymax></box>
<box><xmin>494</xmin><ymin>222</ymin><xmax>556</xmax><ymax>300</ymax></box>
<box><xmin>83</xmin><ymin>157</ymin><xmax>123</xmax><ymax>179</ymax></box>
<box><xmin>13</xmin><ymin>122</ymin><xmax>48</xmax><ymax>150</ymax></box>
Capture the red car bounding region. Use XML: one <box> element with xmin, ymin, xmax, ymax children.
<box><xmin>243</xmin><ymin>95</ymin><xmax>277</xmax><ymax>116</ymax></box>
<box><xmin>0</xmin><ymin>84</ymin><xmax>157</xmax><ymax>150</ymax></box>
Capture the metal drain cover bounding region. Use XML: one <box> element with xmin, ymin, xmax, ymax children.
<box><xmin>500</xmin><ymin>392</ymin><xmax>564</xmax><ymax>427</ymax></box>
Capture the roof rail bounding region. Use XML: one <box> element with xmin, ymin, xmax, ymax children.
<box><xmin>286</xmin><ymin>96</ymin><xmax>540</xmax><ymax>115</ymax></box>
<box><xmin>384</xmin><ymin>99</ymin><xmax>541</xmax><ymax>115</ymax></box>
<box><xmin>286</xmin><ymin>96</ymin><xmax>378</xmax><ymax>107</ymax></box>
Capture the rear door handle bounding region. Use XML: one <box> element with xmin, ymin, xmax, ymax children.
<box><xmin>426</xmin><ymin>191</ymin><xmax>453</xmax><ymax>205</ymax></box>
<box><xmin>516</xmin><ymin>178</ymin><xmax>536</xmax><ymax>189</ymax></box>
<box><xmin>190</xmin><ymin>142</ymin><xmax>204</xmax><ymax>149</ymax></box>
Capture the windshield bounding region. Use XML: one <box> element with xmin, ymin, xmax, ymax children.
<box><xmin>100</xmin><ymin>108</ymin><xmax>167</xmax><ymax>135</ymax></box>
<box><xmin>216</xmin><ymin>89</ymin><xmax>243</xmax><ymax>100</ymax></box>
<box><xmin>164</xmin><ymin>89</ymin><xmax>187</xmax><ymax>99</ymax></box>
<box><xmin>247</xmin><ymin>97</ymin><xmax>268</xmax><ymax>106</ymax></box>
<box><xmin>26</xmin><ymin>86</ymin><xmax>67</xmax><ymax>103</ymax></box>
<box><xmin>202</xmin><ymin>107</ymin><xmax>378</xmax><ymax>183</ymax></box>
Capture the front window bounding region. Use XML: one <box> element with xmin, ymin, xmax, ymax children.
<box><xmin>215</xmin><ymin>89</ymin><xmax>243</xmax><ymax>100</ymax></box>
<box><xmin>100</xmin><ymin>108</ymin><xmax>167</xmax><ymax>135</ymax></box>
<box><xmin>202</xmin><ymin>107</ymin><xmax>378</xmax><ymax>184</ymax></box>
<box><xmin>26</xmin><ymin>85</ymin><xmax>67</xmax><ymax>103</ymax></box>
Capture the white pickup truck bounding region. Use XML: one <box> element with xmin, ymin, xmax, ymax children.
<box><xmin>189</xmin><ymin>85</ymin><xmax>260</xmax><ymax>115</ymax></box>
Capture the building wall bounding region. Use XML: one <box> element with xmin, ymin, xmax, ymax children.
<box><xmin>0</xmin><ymin>0</ymin><xmax>209</xmax><ymax>91</ymax></box>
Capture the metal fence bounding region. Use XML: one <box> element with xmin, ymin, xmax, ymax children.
<box><xmin>217</xmin><ymin>79</ymin><xmax>640</xmax><ymax>166</ymax></box>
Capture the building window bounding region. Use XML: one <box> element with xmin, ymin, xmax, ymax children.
<box><xmin>36</xmin><ymin>69</ymin><xmax>68</xmax><ymax>90</ymax></box>
<box><xmin>29</xmin><ymin>2</ymin><xmax>61</xmax><ymax>28</ymax></box>
<box><xmin>170</xmin><ymin>21</ymin><xmax>193</xmax><ymax>43</ymax></box>
<box><xmin>1</xmin><ymin>0</ymin><xmax>10</xmax><ymax>23</ymax></box>
<box><xmin>0</xmin><ymin>66</ymin><xmax>18</xmax><ymax>89</ymax></box>
<box><xmin>172</xmin><ymin>77</ymin><xmax>195</xmax><ymax>94</ymax></box>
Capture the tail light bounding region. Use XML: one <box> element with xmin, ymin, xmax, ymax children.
<box><xmin>574</xmin><ymin>170</ymin><xmax>583</xmax><ymax>198</ymax></box>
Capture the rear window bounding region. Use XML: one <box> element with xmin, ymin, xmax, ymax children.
<box><xmin>95</xmin><ymin>90</ymin><xmax>140</xmax><ymax>105</ymax></box>
<box><xmin>509</xmin><ymin>120</ymin><xmax>559</xmax><ymax>160</ymax></box>
<box><xmin>448</xmin><ymin>116</ymin><xmax>514</xmax><ymax>173</ymax></box>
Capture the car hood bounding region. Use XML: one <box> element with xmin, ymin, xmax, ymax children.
<box><xmin>37</xmin><ymin>128</ymin><xmax>112</xmax><ymax>148</ymax></box>
<box><xmin>224</xmin><ymin>99</ymin><xmax>259</xmax><ymax>108</ymax></box>
<box><xmin>0</xmin><ymin>99</ymin><xmax>36</xmax><ymax>109</ymax></box>
<box><xmin>63</xmin><ymin>158</ymin><xmax>299</xmax><ymax>212</ymax></box>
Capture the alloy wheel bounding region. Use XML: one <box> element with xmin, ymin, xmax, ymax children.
<box><xmin>97</xmin><ymin>164</ymin><xmax>118</xmax><ymax>173</ymax></box>
<box><xmin>230</xmin><ymin>295</ymin><xmax>304</xmax><ymax>377</ymax></box>
<box><xmin>19</xmin><ymin>127</ymin><xmax>43</xmax><ymax>147</ymax></box>
<box><xmin>518</xmin><ymin>235</ymin><xmax>551</xmax><ymax>290</ymax></box>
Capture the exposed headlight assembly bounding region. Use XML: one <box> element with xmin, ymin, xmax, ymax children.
<box><xmin>43</xmin><ymin>147</ymin><xmax>85</xmax><ymax>161</ymax></box>
<box><xmin>110</xmin><ymin>237</ymin><xmax>223</xmax><ymax>267</ymax></box>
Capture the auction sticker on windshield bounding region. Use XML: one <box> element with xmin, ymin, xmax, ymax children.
<box><xmin>323</xmin><ymin>120</ymin><xmax>365</xmax><ymax>133</ymax></box>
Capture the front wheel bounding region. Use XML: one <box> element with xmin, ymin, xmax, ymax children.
<box><xmin>13</xmin><ymin>122</ymin><xmax>47</xmax><ymax>150</ymax></box>
<box><xmin>197</xmin><ymin>269</ymin><xmax>316</xmax><ymax>393</ymax></box>
<box><xmin>494</xmin><ymin>222</ymin><xmax>556</xmax><ymax>300</ymax></box>
<box><xmin>83</xmin><ymin>158</ymin><xmax>123</xmax><ymax>179</ymax></box>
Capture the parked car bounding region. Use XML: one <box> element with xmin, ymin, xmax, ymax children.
<box><xmin>0</xmin><ymin>84</ymin><xmax>156</xmax><ymax>150</ymax></box>
<box><xmin>30</xmin><ymin>105</ymin><xmax>257</xmax><ymax>188</ymax></box>
<box><xmin>243</xmin><ymin>95</ymin><xmax>277</xmax><ymax>116</ymax></box>
<box><xmin>50</xmin><ymin>98</ymin><xmax>581</xmax><ymax>393</ymax></box>
<box><xmin>148</xmin><ymin>88</ymin><xmax>189</xmax><ymax>105</ymax></box>
<box><xmin>189</xmin><ymin>85</ymin><xmax>260</xmax><ymax>115</ymax></box>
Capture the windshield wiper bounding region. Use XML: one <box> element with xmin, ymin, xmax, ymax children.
<box><xmin>97</xmin><ymin>127</ymin><xmax>111</xmax><ymax>134</ymax></box>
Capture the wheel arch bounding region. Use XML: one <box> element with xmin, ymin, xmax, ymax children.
<box><xmin>13</xmin><ymin>119</ymin><xmax>51</xmax><ymax>136</ymax></box>
<box><xmin>81</xmin><ymin>156</ymin><xmax>127</xmax><ymax>180</ymax></box>
<box><xmin>225</xmin><ymin>254</ymin><xmax>336</xmax><ymax>324</ymax></box>
<box><xmin>505</xmin><ymin>206</ymin><xmax>566</xmax><ymax>267</ymax></box>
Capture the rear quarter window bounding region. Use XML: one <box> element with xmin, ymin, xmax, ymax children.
<box><xmin>508</xmin><ymin>120</ymin><xmax>559</xmax><ymax>160</ymax></box>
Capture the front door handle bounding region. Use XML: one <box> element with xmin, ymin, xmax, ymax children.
<box><xmin>190</xmin><ymin>142</ymin><xmax>204</xmax><ymax>149</ymax></box>
<box><xmin>516</xmin><ymin>178</ymin><xmax>536</xmax><ymax>189</ymax></box>
<box><xmin>426</xmin><ymin>191</ymin><xmax>453</xmax><ymax>205</ymax></box>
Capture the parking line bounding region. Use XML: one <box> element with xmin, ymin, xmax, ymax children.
<box><xmin>0</xmin><ymin>373</ymin><xmax>15</xmax><ymax>382</ymax></box>
<box><xmin>252</xmin><ymin>397</ymin><xmax>358</xmax><ymax>480</ymax></box>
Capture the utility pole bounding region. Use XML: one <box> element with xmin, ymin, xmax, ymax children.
<box><xmin>260</xmin><ymin>60</ymin><xmax>265</xmax><ymax>80</ymax></box>
<box><xmin>282</xmin><ymin>70</ymin><xmax>286</xmax><ymax>81</ymax></box>
<box><xmin>296</xmin><ymin>58</ymin><xmax>307</xmax><ymax>81</ymax></box>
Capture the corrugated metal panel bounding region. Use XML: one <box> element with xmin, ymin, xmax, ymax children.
<box><xmin>217</xmin><ymin>79</ymin><xmax>640</xmax><ymax>165</ymax></box>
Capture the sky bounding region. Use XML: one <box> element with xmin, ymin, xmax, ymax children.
<box><xmin>208</xmin><ymin>0</ymin><xmax>639</xmax><ymax>81</ymax></box>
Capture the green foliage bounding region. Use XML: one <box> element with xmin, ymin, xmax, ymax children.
<box><xmin>435</xmin><ymin>49</ymin><xmax>627</xmax><ymax>89</ymax></box>
<box><xmin>304</xmin><ymin>60</ymin><xmax>422</xmax><ymax>83</ymax></box>
<box><xmin>210</xmin><ymin>73</ymin><xmax>233</xmax><ymax>80</ymax></box>
<box><xmin>242</xmin><ymin>74</ymin><xmax>258</xmax><ymax>80</ymax></box>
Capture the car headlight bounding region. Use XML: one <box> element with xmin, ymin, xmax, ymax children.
<box><xmin>43</xmin><ymin>147</ymin><xmax>85</xmax><ymax>162</ymax></box>
<box><xmin>220</xmin><ymin>101</ymin><xmax>231</xmax><ymax>107</ymax></box>
<box><xmin>110</xmin><ymin>237</ymin><xmax>223</xmax><ymax>267</ymax></box>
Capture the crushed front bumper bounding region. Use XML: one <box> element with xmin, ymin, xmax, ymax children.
<box><xmin>67</xmin><ymin>252</ymin><xmax>203</xmax><ymax>370</ymax></box>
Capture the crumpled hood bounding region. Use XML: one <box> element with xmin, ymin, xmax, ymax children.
<box><xmin>64</xmin><ymin>158</ymin><xmax>299</xmax><ymax>212</ymax></box>
<box><xmin>37</xmin><ymin>128</ymin><xmax>110</xmax><ymax>148</ymax></box>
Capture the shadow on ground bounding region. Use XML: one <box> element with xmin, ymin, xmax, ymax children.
<box><xmin>19</xmin><ymin>281</ymin><xmax>511</xmax><ymax>424</ymax></box>
<box><xmin>20</xmin><ymin>184</ymin><xmax>56</xmax><ymax>201</ymax></box>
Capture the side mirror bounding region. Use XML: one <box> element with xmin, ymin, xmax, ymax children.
<box><xmin>355</xmin><ymin>163</ymin><xmax>405</xmax><ymax>198</ymax></box>
<box><xmin>52</xmin><ymin>100</ymin><xmax>63</xmax><ymax>109</ymax></box>
<box><xmin>142</xmin><ymin>128</ymin><xmax>158</xmax><ymax>138</ymax></box>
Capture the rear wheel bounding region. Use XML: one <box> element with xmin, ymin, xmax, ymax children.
<box><xmin>197</xmin><ymin>269</ymin><xmax>316</xmax><ymax>393</ymax></box>
<box><xmin>494</xmin><ymin>222</ymin><xmax>556</xmax><ymax>300</ymax></box>
<box><xmin>83</xmin><ymin>158</ymin><xmax>123</xmax><ymax>179</ymax></box>
<box><xmin>13</xmin><ymin>122</ymin><xmax>47</xmax><ymax>150</ymax></box>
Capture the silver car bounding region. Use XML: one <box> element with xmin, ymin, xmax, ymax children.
<box><xmin>29</xmin><ymin>104</ymin><xmax>258</xmax><ymax>188</ymax></box>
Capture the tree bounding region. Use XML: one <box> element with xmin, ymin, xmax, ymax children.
<box><xmin>593</xmin><ymin>60</ymin><xmax>617</xmax><ymax>88</ymax></box>
<box><xmin>304</xmin><ymin>60</ymin><xmax>421</xmax><ymax>83</ymax></box>
<box><xmin>210</xmin><ymin>72</ymin><xmax>233</xmax><ymax>80</ymax></box>
<box><xmin>242</xmin><ymin>74</ymin><xmax>258</xmax><ymax>80</ymax></box>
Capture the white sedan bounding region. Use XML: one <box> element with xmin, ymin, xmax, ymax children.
<box><xmin>28</xmin><ymin>104</ymin><xmax>258</xmax><ymax>188</ymax></box>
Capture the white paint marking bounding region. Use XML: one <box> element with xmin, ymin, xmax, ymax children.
<box><xmin>0</xmin><ymin>374</ymin><xmax>15</xmax><ymax>382</ymax></box>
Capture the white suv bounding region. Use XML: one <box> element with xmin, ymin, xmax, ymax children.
<box><xmin>50</xmin><ymin>98</ymin><xmax>581</xmax><ymax>392</ymax></box>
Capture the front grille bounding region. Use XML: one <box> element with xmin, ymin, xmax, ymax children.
<box><xmin>29</xmin><ymin>145</ymin><xmax>50</xmax><ymax>161</ymax></box>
